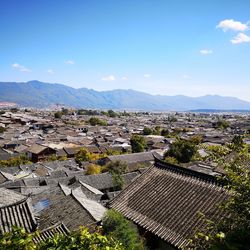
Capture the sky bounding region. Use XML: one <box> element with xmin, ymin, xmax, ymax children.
<box><xmin>0</xmin><ymin>0</ymin><xmax>250</xmax><ymax>101</ymax></box>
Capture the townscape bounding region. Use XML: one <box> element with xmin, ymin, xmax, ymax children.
<box><xmin>0</xmin><ymin>108</ymin><xmax>249</xmax><ymax>249</ymax></box>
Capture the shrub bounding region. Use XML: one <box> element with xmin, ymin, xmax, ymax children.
<box><xmin>89</xmin><ymin>117</ymin><xmax>107</xmax><ymax>126</ymax></box>
<box><xmin>0</xmin><ymin>227</ymin><xmax>123</xmax><ymax>250</ymax></box>
<box><xmin>105</xmin><ymin>160</ymin><xmax>128</xmax><ymax>190</ymax></box>
<box><xmin>102</xmin><ymin>209</ymin><xmax>144</xmax><ymax>250</ymax></box>
<box><xmin>86</xmin><ymin>164</ymin><xmax>101</xmax><ymax>175</ymax></box>
<box><xmin>165</xmin><ymin>139</ymin><xmax>197</xmax><ymax>163</ymax></box>
<box><xmin>54</xmin><ymin>111</ymin><xmax>62</xmax><ymax>119</ymax></box>
<box><xmin>143</xmin><ymin>127</ymin><xmax>152</xmax><ymax>135</ymax></box>
<box><xmin>130</xmin><ymin>135</ymin><xmax>146</xmax><ymax>153</ymax></box>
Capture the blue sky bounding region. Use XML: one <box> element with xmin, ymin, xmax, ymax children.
<box><xmin>1</xmin><ymin>0</ymin><xmax>250</xmax><ymax>101</ymax></box>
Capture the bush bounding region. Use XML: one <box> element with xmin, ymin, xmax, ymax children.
<box><xmin>165</xmin><ymin>139</ymin><xmax>197</xmax><ymax>163</ymax></box>
<box><xmin>130</xmin><ymin>135</ymin><xmax>146</xmax><ymax>153</ymax></box>
<box><xmin>161</xmin><ymin>128</ymin><xmax>169</xmax><ymax>137</ymax></box>
<box><xmin>75</xmin><ymin>148</ymin><xmax>99</xmax><ymax>164</ymax></box>
<box><xmin>0</xmin><ymin>227</ymin><xmax>123</xmax><ymax>250</ymax></box>
<box><xmin>105</xmin><ymin>161</ymin><xmax>128</xmax><ymax>190</ymax></box>
<box><xmin>54</xmin><ymin>111</ymin><xmax>62</xmax><ymax>119</ymax></box>
<box><xmin>143</xmin><ymin>127</ymin><xmax>152</xmax><ymax>135</ymax></box>
<box><xmin>89</xmin><ymin>117</ymin><xmax>107</xmax><ymax>126</ymax></box>
<box><xmin>102</xmin><ymin>209</ymin><xmax>144</xmax><ymax>250</ymax></box>
<box><xmin>0</xmin><ymin>126</ymin><xmax>6</xmax><ymax>133</ymax></box>
<box><xmin>164</xmin><ymin>156</ymin><xmax>178</xmax><ymax>165</ymax></box>
<box><xmin>216</xmin><ymin>119</ymin><xmax>230</xmax><ymax>129</ymax></box>
<box><xmin>0</xmin><ymin>155</ymin><xmax>31</xmax><ymax>167</ymax></box>
<box><xmin>86</xmin><ymin>164</ymin><xmax>101</xmax><ymax>175</ymax></box>
<box><xmin>189</xmin><ymin>135</ymin><xmax>203</xmax><ymax>145</ymax></box>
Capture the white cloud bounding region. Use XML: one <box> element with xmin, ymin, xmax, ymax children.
<box><xmin>121</xmin><ymin>76</ymin><xmax>128</xmax><ymax>80</ymax></box>
<box><xmin>46</xmin><ymin>69</ymin><xmax>54</xmax><ymax>74</ymax></box>
<box><xmin>101</xmin><ymin>75</ymin><xmax>116</xmax><ymax>81</ymax></box>
<box><xmin>200</xmin><ymin>49</ymin><xmax>213</xmax><ymax>55</ymax></box>
<box><xmin>12</xmin><ymin>63</ymin><xmax>31</xmax><ymax>72</ymax></box>
<box><xmin>64</xmin><ymin>60</ymin><xmax>75</xmax><ymax>65</ymax></box>
<box><xmin>216</xmin><ymin>19</ymin><xmax>248</xmax><ymax>32</ymax></box>
<box><xmin>143</xmin><ymin>74</ymin><xmax>151</xmax><ymax>78</ymax></box>
<box><xmin>231</xmin><ymin>33</ymin><xmax>250</xmax><ymax>44</ymax></box>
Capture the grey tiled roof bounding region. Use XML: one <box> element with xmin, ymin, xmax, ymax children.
<box><xmin>33</xmin><ymin>222</ymin><xmax>69</xmax><ymax>243</ymax></box>
<box><xmin>0</xmin><ymin>189</ymin><xmax>37</xmax><ymax>234</ymax></box>
<box><xmin>110</xmin><ymin>159</ymin><xmax>229</xmax><ymax>249</ymax></box>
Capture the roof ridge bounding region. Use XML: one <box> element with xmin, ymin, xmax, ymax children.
<box><xmin>154</xmin><ymin>157</ymin><xmax>224</xmax><ymax>186</ymax></box>
<box><xmin>0</xmin><ymin>196</ymin><xmax>29</xmax><ymax>209</ymax></box>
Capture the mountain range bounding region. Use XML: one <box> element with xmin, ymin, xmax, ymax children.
<box><xmin>1</xmin><ymin>80</ymin><xmax>250</xmax><ymax>111</ymax></box>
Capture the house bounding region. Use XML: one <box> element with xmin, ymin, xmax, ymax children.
<box><xmin>27</xmin><ymin>144</ymin><xmax>56</xmax><ymax>162</ymax></box>
<box><xmin>109</xmin><ymin>158</ymin><xmax>229</xmax><ymax>249</ymax></box>
<box><xmin>102</xmin><ymin>151</ymin><xmax>155</xmax><ymax>171</ymax></box>
<box><xmin>0</xmin><ymin>147</ymin><xmax>11</xmax><ymax>161</ymax></box>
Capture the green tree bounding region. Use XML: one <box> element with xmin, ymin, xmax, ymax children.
<box><xmin>86</xmin><ymin>164</ymin><xmax>101</xmax><ymax>175</ymax></box>
<box><xmin>102</xmin><ymin>209</ymin><xmax>144</xmax><ymax>250</ymax></box>
<box><xmin>161</xmin><ymin>128</ymin><xmax>169</xmax><ymax>137</ymax></box>
<box><xmin>54</xmin><ymin>111</ymin><xmax>62</xmax><ymax>119</ymax></box>
<box><xmin>105</xmin><ymin>160</ymin><xmax>128</xmax><ymax>190</ymax></box>
<box><xmin>0</xmin><ymin>154</ymin><xmax>31</xmax><ymax>167</ymax></box>
<box><xmin>0</xmin><ymin>227</ymin><xmax>123</xmax><ymax>250</ymax></box>
<box><xmin>75</xmin><ymin>148</ymin><xmax>92</xmax><ymax>163</ymax></box>
<box><xmin>61</xmin><ymin>108</ymin><xmax>69</xmax><ymax>115</ymax></box>
<box><xmin>108</xmin><ymin>109</ymin><xmax>117</xmax><ymax>117</ymax></box>
<box><xmin>190</xmin><ymin>150</ymin><xmax>250</xmax><ymax>250</ymax></box>
<box><xmin>143</xmin><ymin>127</ymin><xmax>152</xmax><ymax>135</ymax></box>
<box><xmin>165</xmin><ymin>139</ymin><xmax>197</xmax><ymax>163</ymax></box>
<box><xmin>189</xmin><ymin>135</ymin><xmax>203</xmax><ymax>145</ymax></box>
<box><xmin>216</xmin><ymin>119</ymin><xmax>230</xmax><ymax>130</ymax></box>
<box><xmin>0</xmin><ymin>126</ymin><xmax>6</xmax><ymax>133</ymax></box>
<box><xmin>130</xmin><ymin>135</ymin><xmax>146</xmax><ymax>153</ymax></box>
<box><xmin>0</xmin><ymin>227</ymin><xmax>36</xmax><ymax>250</ymax></box>
<box><xmin>89</xmin><ymin>117</ymin><xmax>107</xmax><ymax>126</ymax></box>
<box><xmin>231</xmin><ymin>135</ymin><xmax>244</xmax><ymax>151</ymax></box>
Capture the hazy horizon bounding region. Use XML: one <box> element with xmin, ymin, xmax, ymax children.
<box><xmin>2</xmin><ymin>79</ymin><xmax>250</xmax><ymax>102</ymax></box>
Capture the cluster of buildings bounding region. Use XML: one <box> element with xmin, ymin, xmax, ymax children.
<box><xmin>0</xmin><ymin>109</ymin><xmax>249</xmax><ymax>248</ymax></box>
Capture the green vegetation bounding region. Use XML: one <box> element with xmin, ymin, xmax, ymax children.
<box><xmin>0</xmin><ymin>126</ymin><xmax>6</xmax><ymax>133</ymax></box>
<box><xmin>75</xmin><ymin>148</ymin><xmax>99</xmax><ymax>164</ymax></box>
<box><xmin>164</xmin><ymin>156</ymin><xmax>178</xmax><ymax>165</ymax></box>
<box><xmin>54</xmin><ymin>111</ymin><xmax>62</xmax><ymax>119</ymax></box>
<box><xmin>216</xmin><ymin>119</ymin><xmax>230</xmax><ymax>130</ymax></box>
<box><xmin>0</xmin><ymin>226</ymin><xmax>123</xmax><ymax>250</ymax></box>
<box><xmin>189</xmin><ymin>135</ymin><xmax>203</xmax><ymax>145</ymax></box>
<box><xmin>102</xmin><ymin>209</ymin><xmax>144</xmax><ymax>250</ymax></box>
<box><xmin>190</xmin><ymin>149</ymin><xmax>250</xmax><ymax>250</ymax></box>
<box><xmin>143</xmin><ymin>127</ymin><xmax>153</xmax><ymax>135</ymax></box>
<box><xmin>167</xmin><ymin>116</ymin><xmax>177</xmax><ymax>123</ymax></box>
<box><xmin>231</xmin><ymin>135</ymin><xmax>244</xmax><ymax>151</ymax></box>
<box><xmin>107</xmin><ymin>109</ymin><xmax>118</xmax><ymax>117</ymax></box>
<box><xmin>143</xmin><ymin>126</ymin><xmax>161</xmax><ymax>136</ymax></box>
<box><xmin>61</xmin><ymin>108</ymin><xmax>69</xmax><ymax>115</ymax></box>
<box><xmin>203</xmin><ymin>145</ymin><xmax>231</xmax><ymax>163</ymax></box>
<box><xmin>105</xmin><ymin>160</ymin><xmax>128</xmax><ymax>190</ymax></box>
<box><xmin>88</xmin><ymin>117</ymin><xmax>107</xmax><ymax>126</ymax></box>
<box><xmin>165</xmin><ymin>139</ymin><xmax>197</xmax><ymax>163</ymax></box>
<box><xmin>77</xmin><ymin>109</ymin><xmax>99</xmax><ymax>116</ymax></box>
<box><xmin>86</xmin><ymin>164</ymin><xmax>102</xmax><ymax>175</ymax></box>
<box><xmin>0</xmin><ymin>155</ymin><xmax>31</xmax><ymax>167</ymax></box>
<box><xmin>130</xmin><ymin>135</ymin><xmax>146</xmax><ymax>153</ymax></box>
<box><xmin>161</xmin><ymin>128</ymin><xmax>169</xmax><ymax>137</ymax></box>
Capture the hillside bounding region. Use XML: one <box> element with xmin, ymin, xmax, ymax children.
<box><xmin>1</xmin><ymin>80</ymin><xmax>250</xmax><ymax>111</ymax></box>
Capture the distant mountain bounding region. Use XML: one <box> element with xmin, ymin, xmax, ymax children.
<box><xmin>1</xmin><ymin>80</ymin><xmax>250</xmax><ymax>111</ymax></box>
